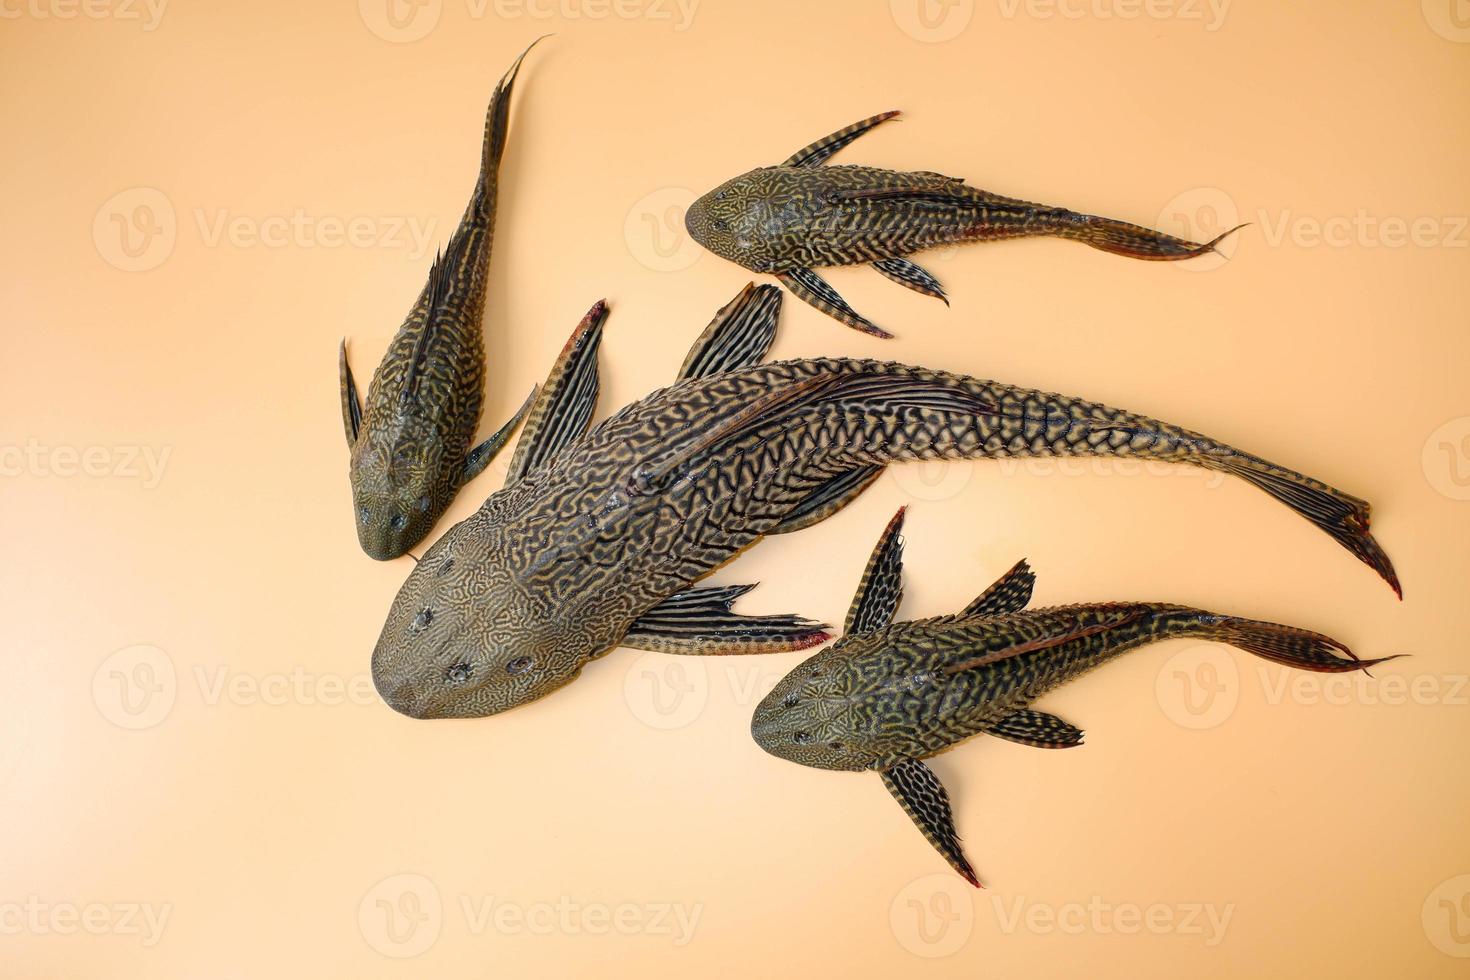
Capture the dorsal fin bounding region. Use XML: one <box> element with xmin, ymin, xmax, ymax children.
<box><xmin>959</xmin><ymin>560</ymin><xmax>1036</xmax><ymax>618</ymax></box>
<box><xmin>844</xmin><ymin>508</ymin><xmax>907</xmax><ymax>635</ymax></box>
<box><xmin>505</xmin><ymin>300</ymin><xmax>608</xmax><ymax>482</ymax></box>
<box><xmin>781</xmin><ymin>110</ymin><xmax>901</xmax><ymax>168</ymax></box>
<box><xmin>939</xmin><ymin>610</ymin><xmax>1149</xmax><ymax>675</ymax></box>
<box><xmin>399</xmin><ymin>247</ymin><xmax>453</xmax><ymax>405</ymax></box>
<box><xmin>677</xmin><ymin>283</ymin><xmax>782</xmax><ymax>381</ymax></box>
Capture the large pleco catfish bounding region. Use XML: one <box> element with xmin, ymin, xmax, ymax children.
<box><xmin>370</xmin><ymin>285</ymin><xmax>1397</xmax><ymax>720</ymax></box>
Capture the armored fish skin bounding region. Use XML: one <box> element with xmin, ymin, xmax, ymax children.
<box><xmin>750</xmin><ymin>507</ymin><xmax>1400</xmax><ymax>886</ymax></box>
<box><xmin>371</xmin><ymin>354</ymin><xmax>1397</xmax><ymax>721</ymax></box>
<box><xmin>339</xmin><ymin>40</ymin><xmax>542</xmax><ymax>560</ymax></box>
<box><xmin>685</xmin><ymin>111</ymin><xmax>1240</xmax><ymax>336</ymax></box>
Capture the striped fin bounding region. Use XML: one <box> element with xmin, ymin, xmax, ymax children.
<box><xmin>622</xmin><ymin>584</ymin><xmax>830</xmax><ymax>655</ymax></box>
<box><xmin>338</xmin><ymin>338</ymin><xmax>362</xmax><ymax>446</ymax></box>
<box><xmin>677</xmin><ymin>282</ymin><xmax>782</xmax><ymax>381</ymax></box>
<box><xmin>768</xmin><ymin>464</ymin><xmax>884</xmax><ymax>535</ymax></box>
<box><xmin>399</xmin><ymin>247</ymin><xmax>453</xmax><ymax>405</ymax></box>
<box><xmin>958</xmin><ymin>560</ymin><xmax>1035</xmax><ymax>618</ymax></box>
<box><xmin>460</xmin><ymin>385</ymin><xmax>537</xmax><ymax>486</ymax></box>
<box><xmin>781</xmin><ymin>110</ymin><xmax>901</xmax><ymax>168</ymax></box>
<box><xmin>776</xmin><ymin>267</ymin><xmax>889</xmax><ymax>338</ymax></box>
<box><xmin>882</xmin><ymin>758</ymin><xmax>980</xmax><ymax>888</ymax></box>
<box><xmin>873</xmin><ymin>257</ymin><xmax>947</xmax><ymax>305</ymax></box>
<box><xmin>506</xmin><ymin>300</ymin><xmax>608</xmax><ymax>482</ymax></box>
<box><xmin>844</xmin><ymin>507</ymin><xmax>906</xmax><ymax>636</ymax></box>
<box><xmin>470</xmin><ymin>35</ymin><xmax>546</xmax><ymax>219</ymax></box>
<box><xmin>988</xmin><ymin>708</ymin><xmax>1083</xmax><ymax>749</ymax></box>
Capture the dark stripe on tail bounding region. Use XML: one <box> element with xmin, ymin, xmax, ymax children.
<box><xmin>1054</xmin><ymin>211</ymin><xmax>1246</xmax><ymax>261</ymax></box>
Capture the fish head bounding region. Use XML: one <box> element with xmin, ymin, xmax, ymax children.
<box><xmin>349</xmin><ymin>427</ymin><xmax>452</xmax><ymax>560</ymax></box>
<box><xmin>685</xmin><ymin>168</ymin><xmax>790</xmax><ymax>274</ymax></box>
<box><xmin>371</xmin><ymin>513</ymin><xmax>592</xmax><ymax>718</ymax></box>
<box><xmin>751</xmin><ymin>638</ymin><xmax>880</xmax><ymax>772</ymax></box>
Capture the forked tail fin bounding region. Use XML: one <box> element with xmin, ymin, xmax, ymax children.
<box><xmin>1053</xmin><ymin>210</ymin><xmax>1246</xmax><ymax>261</ymax></box>
<box><xmin>1212</xmin><ymin>451</ymin><xmax>1402</xmax><ymax>598</ymax></box>
<box><xmin>1201</xmin><ymin>615</ymin><xmax>1404</xmax><ymax>673</ymax></box>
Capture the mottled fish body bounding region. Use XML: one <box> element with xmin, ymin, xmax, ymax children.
<box><xmin>340</xmin><ymin>40</ymin><xmax>543</xmax><ymax>559</ymax></box>
<box><xmin>752</xmin><ymin>508</ymin><xmax>1402</xmax><ymax>886</ymax></box>
<box><xmin>685</xmin><ymin>111</ymin><xmax>1241</xmax><ymax>336</ymax></box>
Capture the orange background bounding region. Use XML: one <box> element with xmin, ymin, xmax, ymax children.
<box><xmin>4</xmin><ymin>1</ymin><xmax>1469</xmax><ymax>977</ymax></box>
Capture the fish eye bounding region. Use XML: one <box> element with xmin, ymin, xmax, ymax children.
<box><xmin>446</xmin><ymin>662</ymin><xmax>472</xmax><ymax>684</ymax></box>
<box><xmin>506</xmin><ymin>657</ymin><xmax>533</xmax><ymax>675</ymax></box>
<box><xmin>390</xmin><ymin>513</ymin><xmax>408</xmax><ymax>531</ymax></box>
<box><xmin>793</xmin><ymin>731</ymin><xmax>813</xmax><ymax>745</ymax></box>
<box><xmin>782</xmin><ymin>693</ymin><xmax>799</xmax><ymax>709</ymax></box>
<box><xmin>827</xmin><ymin>742</ymin><xmax>843</xmax><ymax>751</ymax></box>
<box><xmin>358</xmin><ymin>506</ymin><xmax>370</xmax><ymax>525</ymax></box>
<box><xmin>714</xmin><ymin>189</ymin><xmax>726</xmax><ymax>200</ymax></box>
<box><xmin>416</xmin><ymin>495</ymin><xmax>431</xmax><ymax>513</ymax></box>
<box><xmin>711</xmin><ymin>218</ymin><xmax>730</xmax><ymax>233</ymax></box>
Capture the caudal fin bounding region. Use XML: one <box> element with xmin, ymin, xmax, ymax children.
<box><xmin>1057</xmin><ymin>211</ymin><xmax>1246</xmax><ymax>261</ymax></box>
<box><xmin>1214</xmin><ymin>452</ymin><xmax>1402</xmax><ymax>598</ymax></box>
<box><xmin>1207</xmin><ymin>616</ymin><xmax>1403</xmax><ymax>673</ymax></box>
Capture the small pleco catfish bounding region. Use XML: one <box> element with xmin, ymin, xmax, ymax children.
<box><xmin>339</xmin><ymin>39</ymin><xmax>545</xmax><ymax>560</ymax></box>
<box><xmin>370</xmin><ymin>283</ymin><xmax>1397</xmax><ymax>722</ymax></box>
<box><xmin>685</xmin><ymin>111</ymin><xmax>1243</xmax><ymax>336</ymax></box>
<box><xmin>752</xmin><ymin>508</ymin><xmax>1402</xmax><ymax>887</ymax></box>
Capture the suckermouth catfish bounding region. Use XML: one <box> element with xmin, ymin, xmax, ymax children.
<box><xmin>339</xmin><ymin>39</ymin><xmax>544</xmax><ymax>560</ymax></box>
<box><xmin>753</xmin><ymin>508</ymin><xmax>1401</xmax><ymax>886</ymax></box>
<box><xmin>370</xmin><ymin>284</ymin><xmax>1398</xmax><ymax>720</ymax></box>
<box><xmin>684</xmin><ymin>111</ymin><xmax>1242</xmax><ymax>336</ymax></box>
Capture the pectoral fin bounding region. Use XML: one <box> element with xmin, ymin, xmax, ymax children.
<box><xmin>844</xmin><ymin>507</ymin><xmax>907</xmax><ymax>635</ymax></box>
<box><xmin>460</xmin><ymin>385</ymin><xmax>537</xmax><ymax>486</ymax></box>
<box><xmin>776</xmin><ymin>267</ymin><xmax>890</xmax><ymax>338</ymax></box>
<box><xmin>768</xmin><ymin>465</ymin><xmax>884</xmax><ymax>535</ymax></box>
<box><xmin>873</xmin><ymin>257</ymin><xmax>948</xmax><ymax>305</ymax></box>
<box><xmin>677</xmin><ymin>282</ymin><xmax>783</xmax><ymax>381</ymax></box>
<box><xmin>958</xmin><ymin>560</ymin><xmax>1036</xmax><ymax>618</ymax></box>
<box><xmin>882</xmin><ymin>758</ymin><xmax>980</xmax><ymax>888</ymax></box>
<box><xmin>506</xmin><ymin>300</ymin><xmax>608</xmax><ymax>482</ymax></box>
<box><xmin>988</xmin><ymin>708</ymin><xmax>1084</xmax><ymax>749</ymax></box>
<box><xmin>338</xmin><ymin>338</ymin><xmax>362</xmax><ymax>447</ymax></box>
<box><xmin>781</xmin><ymin>110</ymin><xmax>901</xmax><ymax>168</ymax></box>
<box><xmin>622</xmin><ymin>584</ymin><xmax>829</xmax><ymax>655</ymax></box>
